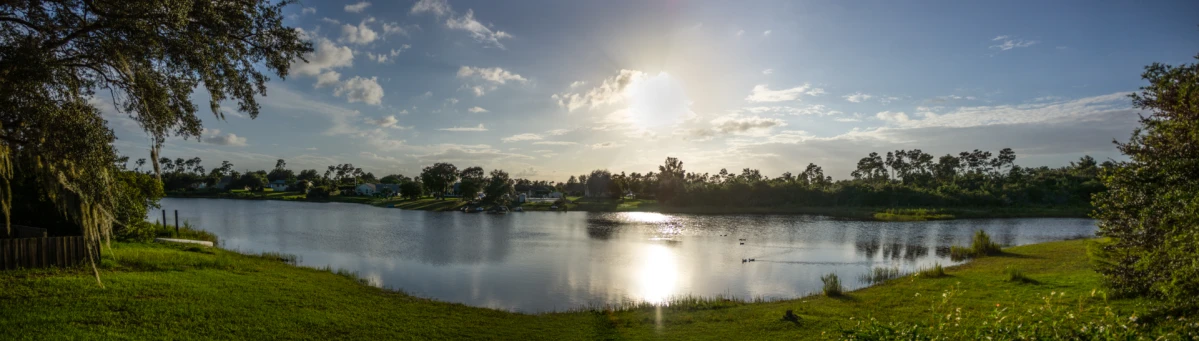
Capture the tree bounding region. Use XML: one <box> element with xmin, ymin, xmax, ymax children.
<box><xmin>399</xmin><ymin>180</ymin><xmax>423</xmax><ymax>200</ymax></box>
<box><xmin>586</xmin><ymin>169</ymin><xmax>613</xmax><ymax>198</ymax></box>
<box><xmin>297</xmin><ymin>169</ymin><xmax>321</xmax><ymax>183</ymax></box>
<box><xmin>483</xmin><ymin>169</ymin><xmax>514</xmax><ymax>204</ymax></box>
<box><xmin>420</xmin><ymin>163</ymin><xmax>458</xmax><ymax>200</ymax></box>
<box><xmin>234</xmin><ymin>172</ymin><xmax>267</xmax><ymax>191</ymax></box>
<box><xmin>657</xmin><ymin>157</ymin><xmax>685</xmax><ymax>204</ymax></box>
<box><xmin>1093</xmin><ymin>54</ymin><xmax>1199</xmax><ymax>310</ymax></box>
<box><xmin>380</xmin><ymin>174</ymin><xmax>408</xmax><ymax>184</ymax></box>
<box><xmin>458</xmin><ymin>166</ymin><xmax>486</xmax><ymax>201</ymax></box>
<box><xmin>267</xmin><ymin>159</ymin><xmax>294</xmax><ymax>183</ymax></box>
<box><xmin>0</xmin><ymin>0</ymin><xmax>309</xmax><ymax>284</ymax></box>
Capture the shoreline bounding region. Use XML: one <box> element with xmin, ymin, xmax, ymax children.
<box><xmin>165</xmin><ymin>191</ymin><xmax>1092</xmax><ymax>220</ymax></box>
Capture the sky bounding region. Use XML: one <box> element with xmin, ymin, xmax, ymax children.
<box><xmin>105</xmin><ymin>0</ymin><xmax>1199</xmax><ymax>181</ymax></box>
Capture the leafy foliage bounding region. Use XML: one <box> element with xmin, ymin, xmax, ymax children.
<box><xmin>1093</xmin><ymin>54</ymin><xmax>1199</xmax><ymax>310</ymax></box>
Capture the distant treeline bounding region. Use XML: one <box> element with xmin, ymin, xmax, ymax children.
<box><xmin>150</xmin><ymin>147</ymin><xmax>1105</xmax><ymax>210</ymax></box>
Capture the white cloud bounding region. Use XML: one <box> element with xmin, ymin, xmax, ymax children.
<box><xmin>553</xmin><ymin>69</ymin><xmax>647</xmax><ymax>111</ymax></box>
<box><xmin>411</xmin><ymin>0</ymin><xmax>511</xmax><ymax>49</ymax></box>
<box><xmin>410</xmin><ymin>0</ymin><xmax>452</xmax><ymax>17</ymax></box>
<box><xmin>439</xmin><ymin>124</ymin><xmax>488</xmax><ymax>132</ymax></box>
<box><xmin>745</xmin><ymin>84</ymin><xmax>822</xmax><ymax>102</ymax></box>
<box><xmin>736</xmin><ymin>29</ymin><xmax>745</xmax><ymax>37</ymax></box>
<box><xmin>502</xmin><ymin>133</ymin><xmax>543</xmax><ymax>142</ymax></box>
<box><xmin>321</xmin><ymin>17</ymin><xmax>341</xmax><ymax>25</ymax></box>
<box><xmin>339</xmin><ymin>21</ymin><xmax>378</xmax><ymax>45</ymax></box>
<box><xmin>334</xmin><ymin>76</ymin><xmax>385</xmax><ymax>105</ymax></box>
<box><xmin>292</xmin><ymin>37</ymin><xmax>354</xmax><ymax>77</ymax></box>
<box><xmin>301</xmin><ymin>7</ymin><xmax>316</xmax><ymax>15</ymax></box>
<box><xmin>382</xmin><ymin>22</ymin><xmax>411</xmax><ymax>36</ymax></box>
<box><xmin>762</xmin><ymin>68</ymin><xmax>774</xmax><ymax>75</ymax></box>
<box><xmin>365</xmin><ymin>115</ymin><xmax>409</xmax><ymax>129</ymax></box>
<box><xmin>201</xmin><ymin>129</ymin><xmax>248</xmax><ymax>146</ymax></box>
<box><xmin>315</xmin><ymin>71</ymin><xmax>341</xmax><ymax>88</ymax></box>
<box><xmin>763</xmin><ymin>30</ymin><xmax>772</xmax><ymax>36</ymax></box>
<box><xmin>457</xmin><ymin>66</ymin><xmax>527</xmax><ymax>84</ymax></box>
<box><xmin>467</xmin><ymin>106</ymin><xmax>489</xmax><ymax>113</ymax></box>
<box><xmin>590</xmin><ymin>142</ymin><xmax>623</xmax><ymax>149</ymax></box>
<box><xmin>875</xmin><ymin>111</ymin><xmax>910</xmax><ymax>123</ymax></box>
<box><xmin>743</xmin><ymin>104</ymin><xmax>842</xmax><ymax>116</ymax></box>
<box><xmin>843</xmin><ymin>92</ymin><xmax>873</xmax><ymax>103</ymax></box>
<box><xmin>344</xmin><ymin>2</ymin><xmax>371</xmax><ymax>13</ymax></box>
<box><xmin>880</xmin><ymin>92</ymin><xmax>1132</xmax><ymax>129</ymax></box>
<box><xmin>990</xmin><ymin>35</ymin><xmax>1037</xmax><ymax>51</ymax></box>
<box><xmin>532</xmin><ymin>141</ymin><xmax>577</xmax><ymax>146</ymax></box>
<box><xmin>712</xmin><ymin>115</ymin><xmax>786</xmax><ymax>134</ymax></box>
<box><xmin>445</xmin><ymin>10</ymin><xmax>512</xmax><ymax>49</ymax></box>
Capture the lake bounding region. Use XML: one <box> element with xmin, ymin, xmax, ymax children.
<box><xmin>153</xmin><ymin>198</ymin><xmax>1097</xmax><ymax>313</ymax></box>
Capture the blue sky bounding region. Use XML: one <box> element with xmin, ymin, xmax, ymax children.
<box><xmin>106</xmin><ymin>0</ymin><xmax>1199</xmax><ymax>180</ymax></box>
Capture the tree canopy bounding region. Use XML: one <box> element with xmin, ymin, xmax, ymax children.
<box><xmin>0</xmin><ymin>0</ymin><xmax>311</xmax><ymax>281</ymax></box>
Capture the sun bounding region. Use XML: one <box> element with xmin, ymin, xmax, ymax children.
<box><xmin>636</xmin><ymin>243</ymin><xmax>679</xmax><ymax>305</ymax></box>
<box><xmin>623</xmin><ymin>72</ymin><xmax>695</xmax><ymax>130</ymax></box>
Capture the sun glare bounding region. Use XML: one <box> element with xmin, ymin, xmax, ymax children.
<box><xmin>623</xmin><ymin>72</ymin><xmax>695</xmax><ymax>129</ymax></box>
<box><xmin>636</xmin><ymin>244</ymin><xmax>680</xmax><ymax>305</ymax></box>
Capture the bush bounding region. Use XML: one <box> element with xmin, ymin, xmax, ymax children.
<box><xmin>917</xmin><ymin>263</ymin><xmax>946</xmax><ymax>278</ymax></box>
<box><xmin>116</xmin><ymin>220</ymin><xmax>157</xmax><ymax>242</ymax></box>
<box><xmin>1006</xmin><ymin>267</ymin><xmax>1035</xmax><ymax>284</ymax></box>
<box><xmin>950</xmin><ymin>230</ymin><xmax>1002</xmax><ymax>260</ymax></box>
<box><xmin>822</xmin><ymin>273</ymin><xmax>843</xmax><ymax>297</ymax></box>
<box><xmin>861</xmin><ymin>267</ymin><xmax>902</xmax><ymax>284</ymax></box>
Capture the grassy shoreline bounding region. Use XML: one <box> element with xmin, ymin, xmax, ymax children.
<box><xmin>1</xmin><ymin>238</ymin><xmax>1187</xmax><ymax>339</ymax></box>
<box><xmin>166</xmin><ymin>190</ymin><xmax>1091</xmax><ymax>220</ymax></box>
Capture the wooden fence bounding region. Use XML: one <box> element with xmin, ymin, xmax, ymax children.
<box><xmin>0</xmin><ymin>236</ymin><xmax>90</xmax><ymax>270</ymax></box>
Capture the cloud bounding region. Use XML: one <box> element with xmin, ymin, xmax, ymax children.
<box><xmin>501</xmin><ymin>133</ymin><xmax>543</xmax><ymax>142</ymax></box>
<box><xmin>553</xmin><ymin>69</ymin><xmax>646</xmax><ymax>111</ymax></box>
<box><xmin>743</xmin><ymin>104</ymin><xmax>842</xmax><ymax>116</ymax></box>
<box><xmin>321</xmin><ymin>17</ymin><xmax>341</xmax><ymax>25</ymax></box>
<box><xmin>339</xmin><ymin>21</ymin><xmax>379</xmax><ymax>45</ymax></box>
<box><xmin>292</xmin><ymin>37</ymin><xmax>354</xmax><ymax>77</ymax></box>
<box><xmin>843</xmin><ymin>92</ymin><xmax>873</xmax><ymax>103</ymax></box>
<box><xmin>532</xmin><ymin>141</ymin><xmax>577</xmax><ymax>146</ymax></box>
<box><xmin>569</xmin><ymin>81</ymin><xmax>586</xmax><ymax>88</ymax></box>
<box><xmin>201</xmin><ymin>129</ymin><xmax>248</xmax><ymax>146</ymax></box>
<box><xmin>445</xmin><ymin>10</ymin><xmax>512</xmax><ymax>49</ymax></box>
<box><xmin>468</xmin><ymin>106</ymin><xmax>489</xmax><ymax>113</ymax></box>
<box><xmin>745</xmin><ymin>84</ymin><xmax>822</xmax><ymax>102</ymax></box>
<box><xmin>410</xmin><ymin>0</ymin><xmax>452</xmax><ymax>17</ymax></box>
<box><xmin>736</xmin><ymin>29</ymin><xmax>745</xmax><ymax>37</ymax></box>
<box><xmin>875</xmin><ymin>111</ymin><xmax>910</xmax><ymax>123</ymax></box>
<box><xmin>457</xmin><ymin>66</ymin><xmax>527</xmax><ymax>84</ymax></box>
<box><xmin>345</xmin><ymin>2</ymin><xmax>371</xmax><ymax>13</ymax></box>
<box><xmin>762</xmin><ymin>69</ymin><xmax>774</xmax><ymax>75</ymax></box>
<box><xmin>990</xmin><ymin>35</ymin><xmax>1037</xmax><ymax>51</ymax></box>
<box><xmin>412</xmin><ymin>1</ymin><xmax>511</xmax><ymax>49</ymax></box>
<box><xmin>366</xmin><ymin>46</ymin><xmax>408</xmax><ymax>64</ymax></box>
<box><xmin>763</xmin><ymin>30</ymin><xmax>772</xmax><ymax>36</ymax></box>
<box><xmin>457</xmin><ymin>66</ymin><xmax>526</xmax><ymax>96</ymax></box>
<box><xmin>334</xmin><ymin>76</ymin><xmax>385</xmax><ymax>105</ymax></box>
<box><xmin>302</xmin><ymin>7</ymin><xmax>316</xmax><ymax>15</ymax></box>
<box><xmin>382</xmin><ymin>22</ymin><xmax>412</xmax><ymax>36</ymax></box>
<box><xmin>590</xmin><ymin>142</ymin><xmax>623</xmax><ymax>149</ymax></box>
<box><xmin>879</xmin><ymin>92</ymin><xmax>1133</xmax><ymax>129</ymax></box>
<box><xmin>439</xmin><ymin>124</ymin><xmax>488</xmax><ymax>132</ymax></box>
<box><xmin>315</xmin><ymin>71</ymin><xmax>341</xmax><ymax>88</ymax></box>
<box><xmin>365</xmin><ymin>115</ymin><xmax>410</xmax><ymax>129</ymax></box>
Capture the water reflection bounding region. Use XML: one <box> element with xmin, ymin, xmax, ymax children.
<box><xmin>155</xmin><ymin>198</ymin><xmax>1097</xmax><ymax>313</ymax></box>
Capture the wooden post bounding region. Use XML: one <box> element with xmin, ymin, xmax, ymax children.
<box><xmin>175</xmin><ymin>210</ymin><xmax>179</xmax><ymax>234</ymax></box>
<box><xmin>162</xmin><ymin>210</ymin><xmax>167</xmax><ymax>230</ymax></box>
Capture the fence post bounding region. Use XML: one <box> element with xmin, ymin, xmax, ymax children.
<box><xmin>162</xmin><ymin>210</ymin><xmax>167</xmax><ymax>230</ymax></box>
<box><xmin>175</xmin><ymin>210</ymin><xmax>179</xmax><ymax>234</ymax></box>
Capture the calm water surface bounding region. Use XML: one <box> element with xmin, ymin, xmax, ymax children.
<box><xmin>155</xmin><ymin>198</ymin><xmax>1096</xmax><ymax>313</ymax></box>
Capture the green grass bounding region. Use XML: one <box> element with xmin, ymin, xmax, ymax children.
<box><xmin>916</xmin><ymin>263</ymin><xmax>946</xmax><ymax>278</ymax></box>
<box><xmin>0</xmin><ymin>239</ymin><xmax>1188</xmax><ymax>339</ymax></box>
<box><xmin>873</xmin><ymin>208</ymin><xmax>955</xmax><ymax>221</ymax></box>
<box><xmin>950</xmin><ymin>230</ymin><xmax>1004</xmax><ymax>261</ymax></box>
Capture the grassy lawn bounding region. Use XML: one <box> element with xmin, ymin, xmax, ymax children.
<box><xmin>1</xmin><ymin>239</ymin><xmax>1188</xmax><ymax>340</ymax></box>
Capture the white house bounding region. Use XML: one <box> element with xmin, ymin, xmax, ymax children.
<box><xmin>269</xmin><ymin>180</ymin><xmax>288</xmax><ymax>191</ymax></box>
<box><xmin>355</xmin><ymin>183</ymin><xmax>377</xmax><ymax>196</ymax></box>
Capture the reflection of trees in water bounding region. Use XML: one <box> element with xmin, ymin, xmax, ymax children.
<box><xmin>934</xmin><ymin>246</ymin><xmax>951</xmax><ymax>258</ymax></box>
<box><xmin>856</xmin><ymin>240</ymin><xmax>880</xmax><ymax>258</ymax></box>
<box><xmin>904</xmin><ymin>244</ymin><xmax>929</xmax><ymax>261</ymax></box>
<box><xmin>418</xmin><ymin>214</ymin><xmax>514</xmax><ymax>265</ymax></box>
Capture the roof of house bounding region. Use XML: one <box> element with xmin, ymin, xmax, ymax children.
<box><xmin>356</xmin><ymin>183</ymin><xmax>376</xmax><ymax>190</ymax></box>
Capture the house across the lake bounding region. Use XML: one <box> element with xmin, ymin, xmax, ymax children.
<box><xmin>269</xmin><ymin>180</ymin><xmax>288</xmax><ymax>191</ymax></box>
<box><xmin>355</xmin><ymin>183</ymin><xmax>376</xmax><ymax>196</ymax></box>
<box><xmin>215</xmin><ymin>176</ymin><xmax>234</xmax><ymax>190</ymax></box>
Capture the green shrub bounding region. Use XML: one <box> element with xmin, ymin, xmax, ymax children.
<box><xmin>1006</xmin><ymin>267</ymin><xmax>1035</xmax><ymax>284</ymax></box>
<box><xmin>917</xmin><ymin>263</ymin><xmax>946</xmax><ymax>278</ymax></box>
<box><xmin>873</xmin><ymin>208</ymin><xmax>955</xmax><ymax>221</ymax></box>
<box><xmin>822</xmin><ymin>273</ymin><xmax>843</xmax><ymax>297</ymax></box>
<box><xmin>116</xmin><ymin>220</ymin><xmax>158</xmax><ymax>242</ymax></box>
<box><xmin>950</xmin><ymin>230</ymin><xmax>1002</xmax><ymax>260</ymax></box>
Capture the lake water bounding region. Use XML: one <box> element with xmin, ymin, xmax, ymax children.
<box><xmin>153</xmin><ymin>198</ymin><xmax>1097</xmax><ymax>313</ymax></box>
